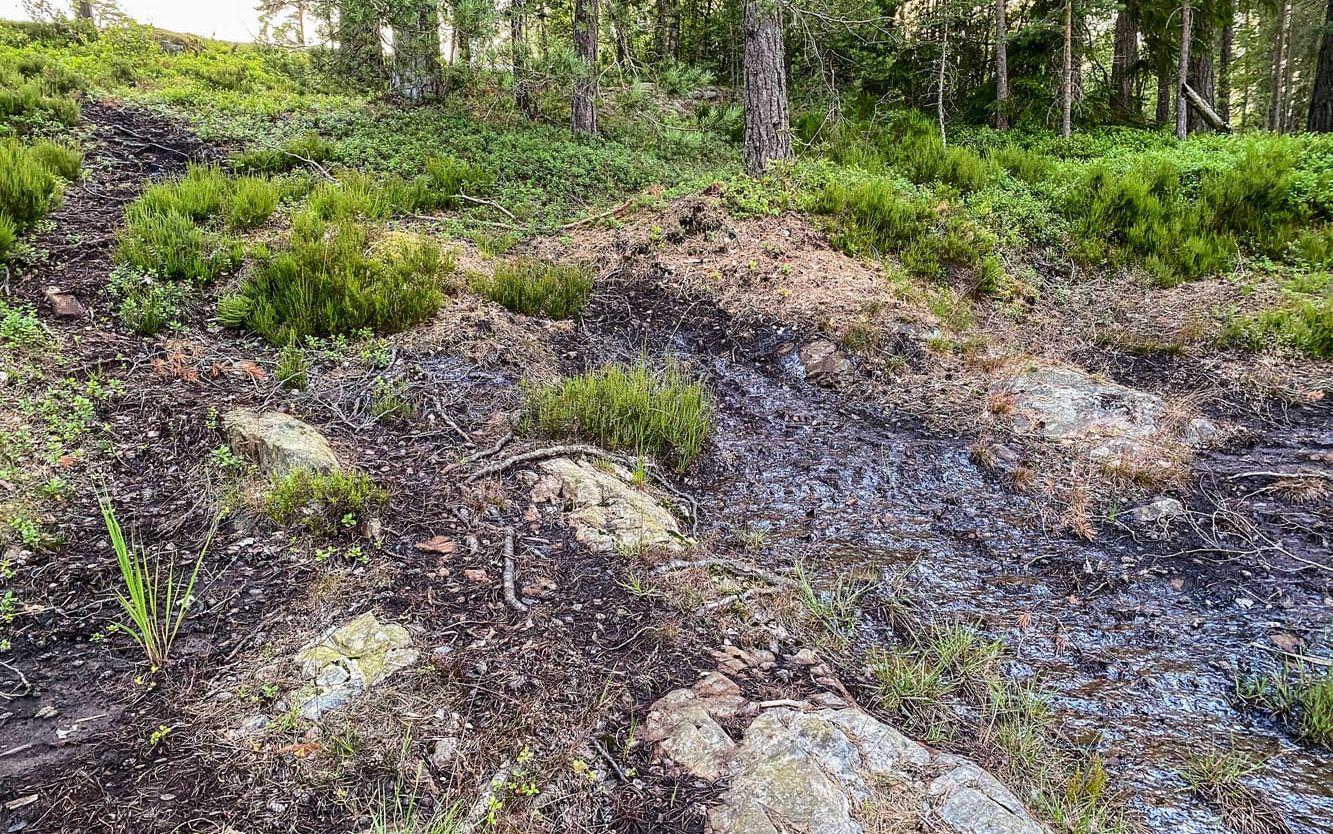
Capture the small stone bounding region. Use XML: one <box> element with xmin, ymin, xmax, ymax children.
<box><xmin>431</xmin><ymin>736</ymin><xmax>460</xmax><ymax>769</ymax></box>
<box><xmin>797</xmin><ymin>340</ymin><xmax>853</xmax><ymax>385</ymax></box>
<box><xmin>221</xmin><ymin>409</ymin><xmax>339</xmax><ymax>477</ymax></box>
<box><xmin>33</xmin><ymin>705</ymin><xmax>59</xmax><ymax>720</ymax></box>
<box><xmin>415</xmin><ymin>536</ymin><xmax>457</xmax><ymax>555</ymax></box>
<box><xmin>44</xmin><ymin>287</ymin><xmax>84</xmax><ymax>318</ymax></box>
<box><xmin>1128</xmin><ymin>498</ymin><xmax>1185</xmax><ymax>524</ymax></box>
<box><xmin>463</xmin><ymin>569</ymin><xmax>489</xmax><ymax>583</ymax></box>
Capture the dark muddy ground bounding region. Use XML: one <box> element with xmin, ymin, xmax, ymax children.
<box><xmin>1</xmin><ymin>101</ymin><xmax>1330</xmax><ymax>834</ymax></box>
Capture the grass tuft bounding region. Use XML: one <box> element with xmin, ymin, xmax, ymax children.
<box><xmin>470</xmin><ymin>257</ymin><xmax>593</xmax><ymax>319</ymax></box>
<box><xmin>522</xmin><ymin>360</ymin><xmax>712</xmax><ymax>470</ymax></box>
<box><xmin>264</xmin><ymin>468</ymin><xmax>388</xmax><ymax>533</ymax></box>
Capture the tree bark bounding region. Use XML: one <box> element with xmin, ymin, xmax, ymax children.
<box><xmin>742</xmin><ymin>0</ymin><xmax>792</xmax><ymax>175</ymax></box>
<box><xmin>337</xmin><ymin>0</ymin><xmax>383</xmax><ymax>83</ymax></box>
<box><xmin>1176</xmin><ymin>0</ymin><xmax>1191</xmax><ymax>140</ymax></box>
<box><xmin>1310</xmin><ymin>0</ymin><xmax>1333</xmax><ymax>130</ymax></box>
<box><xmin>1218</xmin><ymin>0</ymin><xmax>1234</xmax><ymax>123</ymax></box>
<box><xmin>512</xmin><ymin>0</ymin><xmax>536</xmax><ymax>118</ymax></box>
<box><xmin>1183</xmin><ymin>83</ymin><xmax>1230</xmax><ymax>130</ymax></box>
<box><xmin>1187</xmin><ymin>17</ymin><xmax>1215</xmax><ymax>132</ymax></box>
<box><xmin>390</xmin><ymin>1</ymin><xmax>443</xmax><ymax>103</ymax></box>
<box><xmin>1156</xmin><ymin>58</ymin><xmax>1172</xmax><ymax>125</ymax></box>
<box><xmin>1061</xmin><ymin>0</ymin><xmax>1072</xmax><ymax>137</ymax></box>
<box><xmin>995</xmin><ymin>0</ymin><xmax>1009</xmax><ymax>129</ymax></box>
<box><xmin>655</xmin><ymin>0</ymin><xmax>680</xmax><ymax>60</ymax></box>
<box><xmin>1268</xmin><ymin>0</ymin><xmax>1290</xmax><ymax>131</ymax></box>
<box><xmin>572</xmin><ymin>0</ymin><xmax>599</xmax><ymax>135</ymax></box>
<box><xmin>1110</xmin><ymin>8</ymin><xmax>1139</xmax><ymax>121</ymax></box>
<box><xmin>75</xmin><ymin>1</ymin><xmax>93</xmax><ymax>19</ymax></box>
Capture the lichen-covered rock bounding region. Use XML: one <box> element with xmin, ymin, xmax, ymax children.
<box><xmin>531</xmin><ymin>457</ymin><xmax>688</xmax><ymax>553</ymax></box>
<box><xmin>222</xmin><ymin>409</ymin><xmax>339</xmax><ymax>477</ymax></box>
<box><xmin>291</xmin><ymin>612</ymin><xmax>416</xmax><ymax>719</ymax></box>
<box><xmin>644</xmin><ymin>674</ymin><xmax>1048</xmax><ymax>834</ymax></box>
<box><xmin>798</xmin><ymin>340</ymin><xmax>854</xmax><ymax>386</ymax></box>
<box><xmin>995</xmin><ymin>366</ymin><xmax>1214</xmax><ymax>461</ymax></box>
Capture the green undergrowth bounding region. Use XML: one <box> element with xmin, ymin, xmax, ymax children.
<box><xmin>218</xmin><ymin>216</ymin><xmax>450</xmax><ymax>343</ymax></box>
<box><xmin>868</xmin><ymin>622</ymin><xmax>1129</xmax><ymax>833</ymax></box>
<box><xmin>0</xmin><ymin>50</ymin><xmax>82</xmax><ymax>135</ymax></box>
<box><xmin>469</xmin><ymin>257</ymin><xmax>593</xmax><ymax>319</ymax></box>
<box><xmin>302</xmin><ymin>157</ymin><xmax>489</xmax><ymax>221</ymax></box>
<box><xmin>0</xmin><ymin>137</ymin><xmax>81</xmax><ymax>261</ymax></box>
<box><xmin>522</xmin><ymin>360</ymin><xmax>712</xmax><ymax>471</ymax></box>
<box><xmin>264</xmin><ymin>468</ymin><xmax>387</xmax><ymax>534</ymax></box>
<box><xmin>1234</xmin><ymin>664</ymin><xmax>1333</xmax><ymax>748</ymax></box>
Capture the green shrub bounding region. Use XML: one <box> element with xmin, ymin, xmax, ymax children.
<box><xmin>232</xmin><ymin>132</ymin><xmax>336</xmax><ymax>175</ymax></box>
<box><xmin>0</xmin><ymin>139</ymin><xmax>61</xmax><ymax>231</ymax></box>
<box><xmin>1224</xmin><ymin>296</ymin><xmax>1333</xmax><ymax>358</ymax></box>
<box><xmin>117</xmin><ymin>207</ymin><xmax>242</xmax><ymax>281</ymax></box>
<box><xmin>0</xmin><ymin>215</ymin><xmax>15</xmax><ymax>262</ymax></box>
<box><xmin>28</xmin><ymin>140</ymin><xmax>82</xmax><ymax>181</ymax></box>
<box><xmin>264</xmin><ymin>468</ymin><xmax>387</xmax><ymax>532</ymax></box>
<box><xmin>109</xmin><ymin>267</ymin><xmax>188</xmax><ymax>336</ymax></box>
<box><xmin>219</xmin><ymin>216</ymin><xmax>448</xmax><ymax>343</ymax></box>
<box><xmin>990</xmin><ymin>146</ymin><xmax>1056</xmax><ymax>184</ymax></box>
<box><xmin>137</xmin><ymin>165</ymin><xmax>231</xmax><ymax>221</ymax></box>
<box><xmin>522</xmin><ymin>360</ymin><xmax>712</xmax><ymax>470</ymax></box>
<box><xmin>226</xmin><ymin>177</ymin><xmax>280</xmax><ymax>229</ymax></box>
<box><xmin>470</xmin><ymin>258</ymin><xmax>593</xmax><ymax>319</ymax></box>
<box><xmin>1293</xmin><ymin>226</ymin><xmax>1333</xmax><ymax>268</ymax></box>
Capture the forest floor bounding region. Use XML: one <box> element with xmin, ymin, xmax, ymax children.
<box><xmin>0</xmin><ymin>98</ymin><xmax>1330</xmax><ymax>834</ymax></box>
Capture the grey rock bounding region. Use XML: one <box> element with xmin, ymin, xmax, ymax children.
<box><xmin>222</xmin><ymin>409</ymin><xmax>339</xmax><ymax>478</ymax></box>
<box><xmin>798</xmin><ymin>340</ymin><xmax>853</xmax><ymax>385</ymax></box>
<box><xmin>291</xmin><ymin>612</ymin><xmax>417</xmax><ymax>719</ymax></box>
<box><xmin>646</xmin><ymin>673</ymin><xmax>1049</xmax><ymax>834</ymax></box>
<box><xmin>1128</xmin><ymin>497</ymin><xmax>1185</xmax><ymax>524</ymax></box>
<box><xmin>531</xmin><ymin>457</ymin><xmax>688</xmax><ymax>553</ymax></box>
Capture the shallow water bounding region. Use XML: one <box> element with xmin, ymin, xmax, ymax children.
<box><xmin>646</xmin><ymin>329</ymin><xmax>1333</xmax><ymax>834</ymax></box>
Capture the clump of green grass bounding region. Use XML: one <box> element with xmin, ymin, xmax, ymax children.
<box><xmin>27</xmin><ymin>140</ymin><xmax>82</xmax><ymax>181</ymax></box>
<box><xmin>99</xmin><ymin>495</ymin><xmax>218</xmax><ymax>668</ymax></box>
<box><xmin>1180</xmin><ymin>746</ymin><xmax>1290</xmax><ymax>834</ymax></box>
<box><xmin>276</xmin><ymin>341</ymin><xmax>308</xmax><ymax>390</ymax></box>
<box><xmin>0</xmin><ymin>138</ymin><xmax>61</xmax><ymax>230</ymax></box>
<box><xmin>225</xmin><ymin>177</ymin><xmax>280</xmax><ymax>230</ymax></box>
<box><xmin>989</xmin><ymin>146</ymin><xmax>1057</xmax><ymax>184</ymax></box>
<box><xmin>1225</xmin><ymin>296</ymin><xmax>1333</xmax><ymax>359</ymax></box>
<box><xmin>218</xmin><ymin>216</ymin><xmax>449</xmax><ymax>343</ymax></box>
<box><xmin>231</xmin><ymin>132</ymin><xmax>336</xmax><ymax>175</ymax></box>
<box><xmin>470</xmin><ymin>258</ymin><xmax>593</xmax><ymax>319</ymax></box>
<box><xmin>303</xmin><ymin>157</ymin><xmax>490</xmax><ymax>222</ymax></box>
<box><xmin>264</xmin><ymin>468</ymin><xmax>387</xmax><ymax>532</ymax></box>
<box><xmin>1235</xmin><ymin>664</ymin><xmax>1333</xmax><ymax>748</ymax></box>
<box><xmin>522</xmin><ymin>360</ymin><xmax>712</xmax><ymax>470</ymax></box>
<box><xmin>869</xmin><ymin>622</ymin><xmax>1003</xmax><ymax>741</ymax></box>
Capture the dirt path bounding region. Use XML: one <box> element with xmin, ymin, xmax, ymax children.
<box><xmin>1</xmin><ymin>102</ymin><xmax>1329</xmax><ymax>834</ymax></box>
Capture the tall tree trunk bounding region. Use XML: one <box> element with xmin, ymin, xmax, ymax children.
<box><xmin>1268</xmin><ymin>0</ymin><xmax>1291</xmax><ymax>131</ymax></box>
<box><xmin>390</xmin><ymin>1</ymin><xmax>442</xmax><ymax>103</ymax></box>
<box><xmin>1188</xmin><ymin>18</ymin><xmax>1215</xmax><ymax>132</ymax></box>
<box><xmin>939</xmin><ymin>24</ymin><xmax>949</xmax><ymax>141</ymax></box>
<box><xmin>655</xmin><ymin>0</ymin><xmax>680</xmax><ymax>60</ymax></box>
<box><xmin>994</xmin><ymin>0</ymin><xmax>1009</xmax><ymax>129</ymax></box>
<box><xmin>571</xmin><ymin>0</ymin><xmax>600</xmax><ymax>135</ymax></box>
<box><xmin>75</xmin><ymin>1</ymin><xmax>92</xmax><ymax>19</ymax></box>
<box><xmin>512</xmin><ymin>0</ymin><xmax>536</xmax><ymax>118</ymax></box>
<box><xmin>1218</xmin><ymin>0</ymin><xmax>1234</xmax><ymax>123</ymax></box>
<box><xmin>1156</xmin><ymin>57</ymin><xmax>1172</xmax><ymax>125</ymax></box>
<box><xmin>1176</xmin><ymin>0</ymin><xmax>1191</xmax><ymax>139</ymax></box>
<box><xmin>1310</xmin><ymin>0</ymin><xmax>1333</xmax><ymax>130</ymax></box>
<box><xmin>742</xmin><ymin>0</ymin><xmax>792</xmax><ymax>175</ymax></box>
<box><xmin>1110</xmin><ymin>9</ymin><xmax>1139</xmax><ymax>121</ymax></box>
<box><xmin>1061</xmin><ymin>0</ymin><xmax>1072</xmax><ymax>137</ymax></box>
<box><xmin>337</xmin><ymin>0</ymin><xmax>383</xmax><ymax>83</ymax></box>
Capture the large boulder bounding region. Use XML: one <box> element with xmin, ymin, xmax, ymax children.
<box><xmin>644</xmin><ymin>674</ymin><xmax>1048</xmax><ymax>834</ymax></box>
<box><xmin>530</xmin><ymin>457</ymin><xmax>689</xmax><ymax>553</ymax></box>
<box><xmin>994</xmin><ymin>366</ymin><xmax>1214</xmax><ymax>461</ymax></box>
<box><xmin>290</xmin><ymin>612</ymin><xmax>417</xmax><ymax>720</ymax></box>
<box><xmin>222</xmin><ymin>409</ymin><xmax>339</xmax><ymax>477</ymax></box>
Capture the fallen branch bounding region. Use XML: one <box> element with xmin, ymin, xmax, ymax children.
<box><xmin>280</xmin><ymin>150</ymin><xmax>337</xmax><ymax>182</ymax></box>
<box><xmin>1251</xmin><ymin>641</ymin><xmax>1333</xmax><ymax>667</ymax></box>
<box><xmin>456</xmin><ymin>193</ymin><xmax>517</xmax><ymax>220</ymax></box>
<box><xmin>465</xmin><ymin>443</ymin><xmax>620</xmax><ymax>483</ymax></box>
<box><xmin>560</xmin><ymin>196</ymin><xmax>637</xmax><ymax>230</ymax></box>
<box><xmin>1227</xmin><ymin>469</ymin><xmax>1332</xmax><ymax>481</ymax></box>
<box><xmin>501</xmin><ymin>528</ymin><xmax>528</xmax><ymax>613</ymax></box>
<box><xmin>450</xmin><ymin>431</ymin><xmax>513</xmax><ymax>471</ymax></box>
<box><xmin>653</xmin><ymin>557</ymin><xmax>800</xmax><ymax>589</ymax></box>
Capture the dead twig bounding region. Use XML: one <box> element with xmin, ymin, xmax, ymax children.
<box><xmin>653</xmin><ymin>558</ymin><xmax>800</xmax><ymax>589</ymax></box>
<box><xmin>455</xmin><ymin>193</ymin><xmax>517</xmax><ymax>220</ymax></box>
<box><xmin>560</xmin><ymin>197</ymin><xmax>637</xmax><ymax>230</ymax></box>
<box><xmin>0</xmin><ymin>661</ymin><xmax>31</xmax><ymax>701</ymax></box>
<box><xmin>465</xmin><ymin>444</ymin><xmax>620</xmax><ymax>483</ymax></box>
<box><xmin>501</xmin><ymin>528</ymin><xmax>528</xmax><ymax>614</ymax></box>
<box><xmin>280</xmin><ymin>150</ymin><xmax>337</xmax><ymax>182</ymax></box>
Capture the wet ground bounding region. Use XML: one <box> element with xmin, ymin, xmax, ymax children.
<box><xmin>581</xmin><ymin>280</ymin><xmax>1333</xmax><ymax>834</ymax></box>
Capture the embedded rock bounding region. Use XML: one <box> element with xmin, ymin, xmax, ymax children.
<box><xmin>291</xmin><ymin>612</ymin><xmax>417</xmax><ymax>719</ymax></box>
<box><xmin>531</xmin><ymin>457</ymin><xmax>688</xmax><ymax>553</ymax></box>
<box><xmin>1128</xmin><ymin>497</ymin><xmax>1186</xmax><ymax>524</ymax></box>
<box><xmin>798</xmin><ymin>340</ymin><xmax>853</xmax><ymax>385</ymax></box>
<box><xmin>645</xmin><ymin>674</ymin><xmax>1048</xmax><ymax>834</ymax></box>
<box><xmin>222</xmin><ymin>409</ymin><xmax>339</xmax><ymax>477</ymax></box>
<box><xmin>995</xmin><ymin>366</ymin><xmax>1215</xmax><ymax>460</ymax></box>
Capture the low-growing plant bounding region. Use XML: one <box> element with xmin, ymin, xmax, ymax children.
<box><xmin>99</xmin><ymin>494</ymin><xmax>218</xmax><ymax>667</ymax></box>
<box><xmin>276</xmin><ymin>340</ymin><xmax>309</xmax><ymax>390</ymax></box>
<box><xmin>470</xmin><ymin>257</ymin><xmax>593</xmax><ymax>319</ymax></box>
<box><xmin>1224</xmin><ymin>296</ymin><xmax>1333</xmax><ymax>359</ymax></box>
<box><xmin>522</xmin><ymin>360</ymin><xmax>712</xmax><ymax>470</ymax></box>
<box><xmin>219</xmin><ymin>216</ymin><xmax>448</xmax><ymax>343</ymax></box>
<box><xmin>1179</xmin><ymin>746</ymin><xmax>1290</xmax><ymax>834</ymax></box>
<box><xmin>117</xmin><ymin>207</ymin><xmax>242</xmax><ymax>281</ymax></box>
<box><xmin>0</xmin><ymin>138</ymin><xmax>62</xmax><ymax>232</ymax></box>
<box><xmin>226</xmin><ymin>176</ymin><xmax>280</xmax><ymax>229</ymax></box>
<box><xmin>264</xmin><ymin>467</ymin><xmax>388</xmax><ymax>532</ymax></box>
<box><xmin>1234</xmin><ymin>664</ymin><xmax>1333</xmax><ymax>748</ymax></box>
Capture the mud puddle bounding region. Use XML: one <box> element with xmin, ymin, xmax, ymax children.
<box><xmin>583</xmin><ymin>286</ymin><xmax>1333</xmax><ymax>834</ymax></box>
